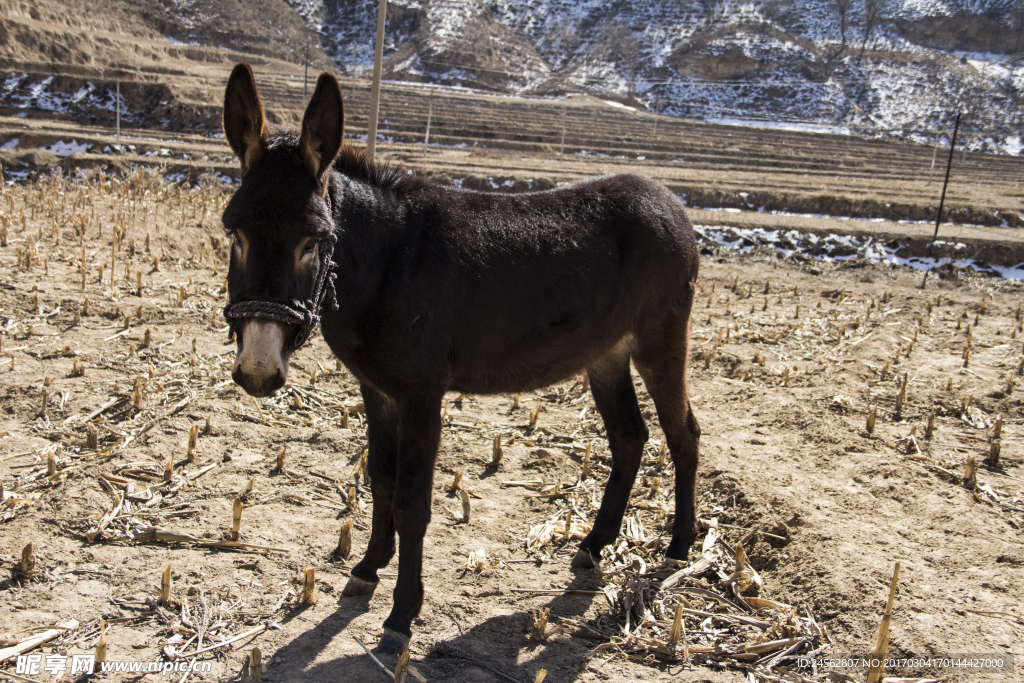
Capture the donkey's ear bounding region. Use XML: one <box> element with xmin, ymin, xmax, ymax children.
<box><xmin>223</xmin><ymin>63</ymin><xmax>266</xmax><ymax>174</ymax></box>
<box><xmin>299</xmin><ymin>73</ymin><xmax>345</xmax><ymax>185</ymax></box>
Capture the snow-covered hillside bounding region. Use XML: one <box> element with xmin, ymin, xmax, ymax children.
<box><xmin>292</xmin><ymin>0</ymin><xmax>1024</xmax><ymax>153</ymax></box>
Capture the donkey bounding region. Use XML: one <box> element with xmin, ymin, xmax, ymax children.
<box><xmin>222</xmin><ymin>63</ymin><xmax>701</xmax><ymax>653</ymax></box>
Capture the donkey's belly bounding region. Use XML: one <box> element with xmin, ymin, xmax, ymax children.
<box><xmin>450</xmin><ymin>362</ymin><xmax>583</xmax><ymax>395</ymax></box>
<box><xmin>450</xmin><ymin>325</ymin><xmax>629</xmax><ymax>395</ymax></box>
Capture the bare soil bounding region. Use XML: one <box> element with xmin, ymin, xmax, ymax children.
<box><xmin>1</xmin><ymin>170</ymin><xmax>1023</xmax><ymax>683</ymax></box>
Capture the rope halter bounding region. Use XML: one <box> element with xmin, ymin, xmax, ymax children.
<box><xmin>223</xmin><ymin>193</ymin><xmax>339</xmax><ymax>351</ymax></box>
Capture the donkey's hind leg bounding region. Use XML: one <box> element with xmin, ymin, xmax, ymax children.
<box><xmin>343</xmin><ymin>384</ymin><xmax>399</xmax><ymax>597</ymax></box>
<box><xmin>572</xmin><ymin>341</ymin><xmax>649</xmax><ymax>568</ymax></box>
<box><xmin>633</xmin><ymin>308</ymin><xmax>701</xmax><ymax>561</ymax></box>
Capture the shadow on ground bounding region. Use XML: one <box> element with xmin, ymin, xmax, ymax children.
<box><xmin>265</xmin><ymin>570</ymin><xmax>604</xmax><ymax>683</ymax></box>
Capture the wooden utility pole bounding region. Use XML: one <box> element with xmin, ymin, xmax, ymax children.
<box><xmin>366</xmin><ymin>0</ymin><xmax>388</xmax><ymax>162</ymax></box>
<box><xmin>115</xmin><ymin>77</ymin><xmax>121</xmax><ymax>141</ymax></box>
<box><xmin>653</xmin><ymin>93</ymin><xmax>660</xmax><ymax>136</ymax></box>
<box><xmin>922</xmin><ymin>112</ymin><xmax>961</xmax><ymax>289</ymax></box>
<box><xmin>932</xmin><ymin>112</ymin><xmax>961</xmax><ymax>241</ymax></box>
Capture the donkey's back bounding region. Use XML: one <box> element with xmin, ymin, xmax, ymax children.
<box><xmin>393</xmin><ymin>172</ymin><xmax>699</xmax><ymax>394</ymax></box>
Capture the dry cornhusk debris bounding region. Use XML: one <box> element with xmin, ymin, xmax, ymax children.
<box><xmin>518</xmin><ymin>462</ymin><xmax>828</xmax><ymax>681</ymax></box>
<box><xmin>570</xmin><ymin>520</ymin><xmax>827</xmax><ymax>680</ymax></box>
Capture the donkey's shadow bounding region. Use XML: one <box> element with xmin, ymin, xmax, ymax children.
<box><xmin>422</xmin><ymin>569</ymin><xmax>601</xmax><ymax>682</ymax></box>
<box><xmin>265</xmin><ymin>569</ymin><xmax>602</xmax><ymax>682</ymax></box>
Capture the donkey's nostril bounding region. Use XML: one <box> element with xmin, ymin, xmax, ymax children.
<box><xmin>232</xmin><ymin>363</ymin><xmax>285</xmax><ymax>397</ymax></box>
<box><xmin>232</xmin><ymin>319</ymin><xmax>290</xmax><ymax>397</ymax></box>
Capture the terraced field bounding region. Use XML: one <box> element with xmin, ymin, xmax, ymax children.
<box><xmin>3</xmin><ymin>63</ymin><xmax>1023</xmax><ymax>230</ymax></box>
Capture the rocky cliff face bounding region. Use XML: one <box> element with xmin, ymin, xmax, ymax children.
<box><xmin>2</xmin><ymin>0</ymin><xmax>1021</xmax><ymax>152</ymax></box>
<box><xmin>893</xmin><ymin>14</ymin><xmax>1022</xmax><ymax>53</ymax></box>
<box><xmin>300</xmin><ymin>0</ymin><xmax>1024</xmax><ymax>153</ymax></box>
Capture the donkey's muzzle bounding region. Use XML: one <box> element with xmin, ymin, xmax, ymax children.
<box><xmin>232</xmin><ymin>319</ymin><xmax>290</xmax><ymax>397</ymax></box>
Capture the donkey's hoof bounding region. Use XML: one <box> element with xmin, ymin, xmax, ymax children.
<box><xmin>342</xmin><ymin>575</ymin><xmax>379</xmax><ymax>597</ymax></box>
<box><xmin>664</xmin><ymin>541</ymin><xmax>691</xmax><ymax>563</ymax></box>
<box><xmin>570</xmin><ymin>548</ymin><xmax>598</xmax><ymax>569</ymax></box>
<box><xmin>375</xmin><ymin>627</ymin><xmax>410</xmax><ymax>654</ymax></box>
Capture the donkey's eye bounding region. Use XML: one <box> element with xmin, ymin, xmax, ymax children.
<box><xmin>302</xmin><ymin>241</ymin><xmax>318</xmax><ymax>255</ymax></box>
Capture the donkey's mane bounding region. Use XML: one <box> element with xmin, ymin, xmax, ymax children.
<box><xmin>333</xmin><ymin>145</ymin><xmax>421</xmax><ymax>193</ymax></box>
<box><xmin>264</xmin><ymin>130</ymin><xmax>422</xmax><ymax>194</ymax></box>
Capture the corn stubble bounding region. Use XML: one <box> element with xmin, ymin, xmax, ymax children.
<box><xmin>3</xmin><ymin>175</ymin><xmax>1024</xmax><ymax>682</ymax></box>
<box><xmin>335</xmin><ymin>519</ymin><xmax>353</xmax><ymax>560</ymax></box>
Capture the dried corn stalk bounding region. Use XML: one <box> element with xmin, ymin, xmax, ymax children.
<box><xmin>465</xmin><ymin>548</ymin><xmax>487</xmax><ymax>571</ymax></box>
<box><xmin>895</xmin><ymin>373</ymin><xmax>908</xmax><ymax>414</ymax></box>
<box><xmin>986</xmin><ymin>441</ymin><xmax>1001</xmax><ymax>468</ymax></box>
<box><xmin>866</xmin><ymin>562</ymin><xmax>900</xmax><ymax>683</ymax></box>
<box><xmin>460</xmin><ymin>488</ymin><xmax>471</xmax><ymax>523</ymax></box>
<box><xmin>531</xmin><ymin>607</ymin><xmax>552</xmax><ymax>641</ymax></box>
<box><xmin>964</xmin><ymin>456</ymin><xmax>978</xmax><ymax>489</ymax></box>
<box><xmin>249</xmin><ymin>647</ymin><xmax>263</xmax><ymax>681</ymax></box>
<box><xmin>95</xmin><ymin>621</ymin><xmax>107</xmax><ymax>664</ymax></box>
<box><xmin>230</xmin><ymin>497</ymin><xmax>243</xmax><ymax>541</ymax></box>
<box><xmin>491</xmin><ymin>435</ymin><xmax>503</xmax><ymax>467</ymax></box>
<box><xmin>187</xmin><ymin>424</ymin><xmax>199</xmax><ymax>463</ymax></box>
<box><xmin>19</xmin><ymin>543</ymin><xmax>35</xmax><ymax>580</ymax></box>
<box><xmin>336</xmin><ymin>519</ymin><xmax>353</xmax><ymax>560</ymax></box>
<box><xmin>159</xmin><ymin>564</ymin><xmax>171</xmax><ymax>604</ymax></box>
<box><xmin>300</xmin><ymin>567</ymin><xmax>317</xmax><ymax>605</ymax></box>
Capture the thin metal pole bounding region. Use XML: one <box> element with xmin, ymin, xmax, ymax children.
<box><xmin>929</xmin><ymin>131</ymin><xmax>939</xmax><ymax>182</ymax></box>
<box><xmin>366</xmin><ymin>0</ymin><xmax>387</xmax><ymax>162</ymax></box>
<box><xmin>424</xmin><ymin>88</ymin><xmax>433</xmax><ymax>146</ymax></box>
<box><xmin>653</xmin><ymin>93</ymin><xmax>659</xmax><ymax>136</ymax></box>
<box><xmin>932</xmin><ymin>112</ymin><xmax>961</xmax><ymax>241</ymax></box>
<box><xmin>116</xmin><ymin>77</ymin><xmax>121</xmax><ymax>141</ymax></box>
<box><xmin>559</xmin><ymin>106</ymin><xmax>566</xmax><ymax>160</ymax></box>
<box><xmin>303</xmin><ymin>44</ymin><xmax>309</xmax><ymax>102</ymax></box>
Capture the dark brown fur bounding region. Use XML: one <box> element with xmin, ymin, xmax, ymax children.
<box><xmin>222</xmin><ymin>63</ymin><xmax>702</xmax><ymax>653</ymax></box>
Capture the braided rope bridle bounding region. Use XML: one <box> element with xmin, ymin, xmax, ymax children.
<box><xmin>223</xmin><ymin>192</ymin><xmax>339</xmax><ymax>351</ymax></box>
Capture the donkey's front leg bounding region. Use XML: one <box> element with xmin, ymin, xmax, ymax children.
<box><xmin>343</xmin><ymin>384</ymin><xmax>399</xmax><ymax>597</ymax></box>
<box><xmin>377</xmin><ymin>391</ymin><xmax>444</xmax><ymax>654</ymax></box>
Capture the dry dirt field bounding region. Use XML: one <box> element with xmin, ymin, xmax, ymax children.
<box><xmin>1</xmin><ymin>165</ymin><xmax>1023</xmax><ymax>683</ymax></box>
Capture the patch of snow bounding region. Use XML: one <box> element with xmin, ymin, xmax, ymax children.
<box><xmin>694</xmin><ymin>223</ymin><xmax>1024</xmax><ymax>280</ymax></box>
<box><xmin>1003</xmin><ymin>135</ymin><xmax>1023</xmax><ymax>156</ymax></box>
<box><xmin>45</xmin><ymin>140</ymin><xmax>92</xmax><ymax>156</ymax></box>
<box><xmin>602</xmin><ymin>100</ymin><xmax>636</xmax><ymax>112</ymax></box>
<box><xmin>3</xmin><ymin>169</ymin><xmax>32</xmax><ymax>183</ymax></box>
<box><xmin>707</xmin><ymin>116</ymin><xmax>852</xmax><ymax>136</ymax></box>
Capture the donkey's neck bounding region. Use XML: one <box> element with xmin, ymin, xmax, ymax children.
<box><xmin>326</xmin><ymin>171</ymin><xmax>416</xmax><ymax>327</ymax></box>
